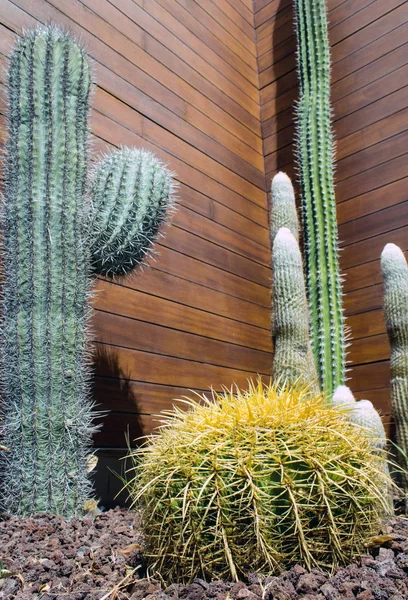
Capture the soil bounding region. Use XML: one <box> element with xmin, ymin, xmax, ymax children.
<box><xmin>1</xmin><ymin>508</ymin><xmax>408</xmax><ymax>600</ymax></box>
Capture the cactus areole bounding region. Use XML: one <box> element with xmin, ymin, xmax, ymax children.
<box><xmin>294</xmin><ymin>0</ymin><xmax>346</xmax><ymax>395</ymax></box>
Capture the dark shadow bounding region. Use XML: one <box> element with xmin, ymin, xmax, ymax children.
<box><xmin>271</xmin><ymin>0</ymin><xmax>300</xmax><ymax>204</ymax></box>
<box><xmin>91</xmin><ymin>343</ymin><xmax>144</xmax><ymax>508</ymax></box>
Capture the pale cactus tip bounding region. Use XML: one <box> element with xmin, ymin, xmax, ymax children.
<box><xmin>272</xmin><ymin>171</ymin><xmax>291</xmax><ymax>184</ymax></box>
<box><xmin>332</xmin><ymin>385</ymin><xmax>355</xmax><ymax>407</ymax></box>
<box><xmin>275</xmin><ymin>227</ymin><xmax>295</xmax><ymax>243</ymax></box>
<box><xmin>381</xmin><ymin>243</ymin><xmax>405</xmax><ymax>261</ymax></box>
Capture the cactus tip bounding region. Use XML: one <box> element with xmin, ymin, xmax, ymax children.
<box><xmin>273</xmin><ymin>171</ymin><xmax>291</xmax><ymax>184</ymax></box>
<box><xmin>332</xmin><ymin>385</ymin><xmax>355</xmax><ymax>407</ymax></box>
<box><xmin>381</xmin><ymin>243</ymin><xmax>405</xmax><ymax>261</ymax></box>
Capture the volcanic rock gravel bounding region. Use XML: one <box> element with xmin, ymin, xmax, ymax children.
<box><xmin>1</xmin><ymin>508</ymin><xmax>408</xmax><ymax>599</ymax></box>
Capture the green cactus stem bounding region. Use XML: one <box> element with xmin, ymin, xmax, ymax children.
<box><xmin>0</xmin><ymin>27</ymin><xmax>94</xmax><ymax>516</ymax></box>
<box><xmin>381</xmin><ymin>243</ymin><xmax>408</xmax><ymax>502</ymax></box>
<box><xmin>89</xmin><ymin>148</ymin><xmax>175</xmax><ymax>277</ymax></box>
<box><xmin>272</xmin><ymin>228</ymin><xmax>319</xmax><ymax>394</ymax></box>
<box><xmin>294</xmin><ymin>0</ymin><xmax>345</xmax><ymax>395</ymax></box>
<box><xmin>270</xmin><ymin>172</ymin><xmax>299</xmax><ymax>243</ymax></box>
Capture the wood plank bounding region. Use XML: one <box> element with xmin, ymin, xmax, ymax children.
<box><xmin>92</xmin><ymin>342</ymin><xmax>270</xmax><ymax>389</ymax></box>
<box><xmin>331</xmin><ymin>3</ymin><xmax>408</xmax><ymax>65</ymax></box>
<box><xmin>94</xmin><ymin>280</ymin><xmax>272</xmax><ymax>353</ymax></box>
<box><xmin>339</xmin><ymin>201</ymin><xmax>408</xmax><ymax>247</ymax></box>
<box><xmin>348</xmin><ymin>361</ymin><xmax>390</xmax><ymax>392</ymax></box>
<box><xmin>347</xmin><ymin>309</ymin><xmax>385</xmax><ymax>341</ymax></box>
<box><xmin>91</xmin><ymin>111</ymin><xmax>268</xmax><ymax>224</ymax></box>
<box><xmin>7</xmin><ymin>0</ymin><xmax>262</xmax><ymax>140</ymax></box>
<box><xmin>337</xmin><ymin>177</ymin><xmax>408</xmax><ymax>226</ymax></box>
<box><xmin>92</xmin><ymin>310</ymin><xmax>272</xmax><ymax>373</ymax></box>
<box><xmin>344</xmin><ymin>284</ymin><xmax>384</xmax><ymax>317</ymax></box>
<box><xmin>329</xmin><ymin>0</ymin><xmax>406</xmax><ymax>46</ymax></box>
<box><xmin>340</xmin><ymin>224</ymin><xmax>408</xmax><ymax>271</ymax></box>
<box><xmin>119</xmin><ymin>267</ymin><xmax>271</xmax><ymax>329</ymax></box>
<box><xmin>81</xmin><ymin>0</ymin><xmax>259</xmax><ymax>105</ymax></box>
<box><xmin>348</xmin><ymin>334</ymin><xmax>389</xmax><ymax>366</ymax></box>
<box><xmin>332</xmin><ymin>19</ymin><xmax>408</xmax><ymax>82</ymax></box>
<box><xmin>156</xmin><ymin>0</ymin><xmax>257</xmax><ymax>84</ymax></box>
<box><xmin>172</xmin><ymin>0</ymin><xmax>257</xmax><ymax>70</ymax></box>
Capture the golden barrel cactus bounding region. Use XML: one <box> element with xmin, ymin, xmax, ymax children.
<box><xmin>127</xmin><ymin>381</ymin><xmax>391</xmax><ymax>583</ymax></box>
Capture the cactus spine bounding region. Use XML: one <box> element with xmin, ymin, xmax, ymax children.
<box><xmin>272</xmin><ymin>228</ymin><xmax>320</xmax><ymax>394</ymax></box>
<box><xmin>294</xmin><ymin>0</ymin><xmax>345</xmax><ymax>395</ymax></box>
<box><xmin>381</xmin><ymin>243</ymin><xmax>408</xmax><ymax>501</ymax></box>
<box><xmin>89</xmin><ymin>148</ymin><xmax>174</xmax><ymax>277</ymax></box>
<box><xmin>0</xmin><ymin>27</ymin><xmax>93</xmax><ymax>516</ymax></box>
<box><xmin>0</xmin><ymin>28</ymin><xmax>175</xmax><ymax>517</ymax></box>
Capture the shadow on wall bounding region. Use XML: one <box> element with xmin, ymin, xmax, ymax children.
<box><xmin>272</xmin><ymin>0</ymin><xmax>298</xmax><ymax>185</ymax></box>
<box><xmin>91</xmin><ymin>343</ymin><xmax>144</xmax><ymax>508</ymax></box>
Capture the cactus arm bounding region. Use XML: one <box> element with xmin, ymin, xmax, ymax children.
<box><xmin>89</xmin><ymin>148</ymin><xmax>175</xmax><ymax>277</ymax></box>
<box><xmin>0</xmin><ymin>27</ymin><xmax>95</xmax><ymax>516</ymax></box>
<box><xmin>294</xmin><ymin>0</ymin><xmax>345</xmax><ymax>394</ymax></box>
<box><xmin>272</xmin><ymin>228</ymin><xmax>319</xmax><ymax>394</ymax></box>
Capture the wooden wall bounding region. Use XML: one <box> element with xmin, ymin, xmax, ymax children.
<box><xmin>255</xmin><ymin>0</ymin><xmax>408</xmax><ymax>433</ymax></box>
<box><xmin>2</xmin><ymin>0</ymin><xmax>407</xmax><ymax>500</ymax></box>
<box><xmin>0</xmin><ymin>0</ymin><xmax>271</xmax><ymax>500</ymax></box>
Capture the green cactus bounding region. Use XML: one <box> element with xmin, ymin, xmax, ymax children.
<box><xmin>270</xmin><ymin>172</ymin><xmax>299</xmax><ymax>243</ymax></box>
<box><xmin>272</xmin><ymin>228</ymin><xmax>319</xmax><ymax>394</ymax></box>
<box><xmin>127</xmin><ymin>381</ymin><xmax>390</xmax><ymax>582</ymax></box>
<box><xmin>89</xmin><ymin>148</ymin><xmax>174</xmax><ymax>277</ymax></box>
<box><xmin>294</xmin><ymin>0</ymin><xmax>345</xmax><ymax>395</ymax></box>
<box><xmin>0</xmin><ymin>27</ymin><xmax>93</xmax><ymax>516</ymax></box>
<box><xmin>381</xmin><ymin>243</ymin><xmax>408</xmax><ymax>502</ymax></box>
<box><xmin>0</xmin><ymin>27</ymin><xmax>174</xmax><ymax>517</ymax></box>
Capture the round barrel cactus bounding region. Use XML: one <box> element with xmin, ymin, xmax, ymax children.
<box><xmin>127</xmin><ymin>381</ymin><xmax>390</xmax><ymax>583</ymax></box>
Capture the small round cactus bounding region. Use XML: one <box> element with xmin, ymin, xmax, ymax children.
<box><xmin>128</xmin><ymin>381</ymin><xmax>390</xmax><ymax>583</ymax></box>
<box><xmin>89</xmin><ymin>148</ymin><xmax>175</xmax><ymax>276</ymax></box>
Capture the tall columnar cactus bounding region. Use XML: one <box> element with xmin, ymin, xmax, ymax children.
<box><xmin>0</xmin><ymin>27</ymin><xmax>93</xmax><ymax>516</ymax></box>
<box><xmin>381</xmin><ymin>243</ymin><xmax>408</xmax><ymax>500</ymax></box>
<box><xmin>89</xmin><ymin>148</ymin><xmax>174</xmax><ymax>277</ymax></box>
<box><xmin>0</xmin><ymin>27</ymin><xmax>175</xmax><ymax>517</ymax></box>
<box><xmin>272</xmin><ymin>228</ymin><xmax>319</xmax><ymax>394</ymax></box>
<box><xmin>294</xmin><ymin>0</ymin><xmax>345</xmax><ymax>395</ymax></box>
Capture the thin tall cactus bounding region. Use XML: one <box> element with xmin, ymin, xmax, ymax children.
<box><xmin>272</xmin><ymin>228</ymin><xmax>320</xmax><ymax>394</ymax></box>
<box><xmin>0</xmin><ymin>27</ymin><xmax>175</xmax><ymax>517</ymax></box>
<box><xmin>270</xmin><ymin>173</ymin><xmax>319</xmax><ymax>393</ymax></box>
<box><xmin>294</xmin><ymin>0</ymin><xmax>345</xmax><ymax>395</ymax></box>
<box><xmin>381</xmin><ymin>243</ymin><xmax>408</xmax><ymax>502</ymax></box>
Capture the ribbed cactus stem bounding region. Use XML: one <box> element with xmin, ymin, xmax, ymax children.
<box><xmin>0</xmin><ymin>27</ymin><xmax>95</xmax><ymax>516</ymax></box>
<box><xmin>294</xmin><ymin>0</ymin><xmax>345</xmax><ymax>395</ymax></box>
<box><xmin>272</xmin><ymin>228</ymin><xmax>319</xmax><ymax>394</ymax></box>
<box><xmin>89</xmin><ymin>148</ymin><xmax>175</xmax><ymax>277</ymax></box>
<box><xmin>381</xmin><ymin>243</ymin><xmax>408</xmax><ymax>499</ymax></box>
<box><xmin>270</xmin><ymin>172</ymin><xmax>299</xmax><ymax>243</ymax></box>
